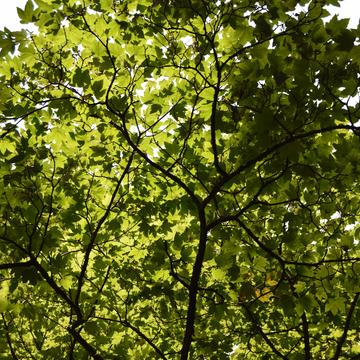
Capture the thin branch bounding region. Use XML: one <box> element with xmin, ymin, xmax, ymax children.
<box><xmin>332</xmin><ymin>293</ymin><xmax>360</xmax><ymax>360</ymax></box>
<box><xmin>242</xmin><ymin>304</ymin><xmax>288</xmax><ymax>359</ymax></box>
<box><xmin>1</xmin><ymin>314</ymin><xmax>19</xmax><ymax>360</ymax></box>
<box><xmin>93</xmin><ymin>315</ymin><xmax>167</xmax><ymax>360</ymax></box>
<box><xmin>74</xmin><ymin>151</ymin><xmax>134</xmax><ymax>312</ymax></box>
<box><xmin>164</xmin><ymin>241</ymin><xmax>190</xmax><ymax>289</ymax></box>
<box><xmin>204</xmin><ymin>124</ymin><xmax>359</xmax><ymax>206</ymax></box>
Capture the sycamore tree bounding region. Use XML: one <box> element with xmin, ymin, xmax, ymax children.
<box><xmin>0</xmin><ymin>0</ymin><xmax>359</xmax><ymax>358</ymax></box>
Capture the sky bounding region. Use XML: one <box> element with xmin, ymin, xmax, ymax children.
<box><xmin>0</xmin><ymin>0</ymin><xmax>359</xmax><ymax>30</ymax></box>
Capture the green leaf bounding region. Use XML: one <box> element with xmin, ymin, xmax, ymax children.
<box><xmin>0</xmin><ymin>1</ymin><xmax>359</xmax><ymax>359</ymax></box>
<box><xmin>91</xmin><ymin>79</ymin><xmax>106</xmax><ymax>98</ymax></box>
<box><xmin>325</xmin><ymin>297</ymin><xmax>345</xmax><ymax>316</ymax></box>
<box><xmin>335</xmin><ymin>29</ymin><xmax>355</xmax><ymax>51</ymax></box>
<box><xmin>17</xmin><ymin>0</ymin><xmax>34</xmax><ymax>23</ymax></box>
<box><xmin>73</xmin><ymin>68</ymin><xmax>91</xmax><ymax>87</ymax></box>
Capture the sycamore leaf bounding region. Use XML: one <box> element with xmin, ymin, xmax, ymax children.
<box><xmin>0</xmin><ymin>1</ymin><xmax>359</xmax><ymax>359</ymax></box>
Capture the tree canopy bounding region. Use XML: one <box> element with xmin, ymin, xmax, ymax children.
<box><xmin>0</xmin><ymin>0</ymin><xmax>360</xmax><ymax>358</ymax></box>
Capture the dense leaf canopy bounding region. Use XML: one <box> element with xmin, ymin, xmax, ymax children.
<box><xmin>0</xmin><ymin>0</ymin><xmax>360</xmax><ymax>358</ymax></box>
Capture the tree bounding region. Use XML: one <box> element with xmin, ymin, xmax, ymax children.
<box><xmin>0</xmin><ymin>0</ymin><xmax>359</xmax><ymax>358</ymax></box>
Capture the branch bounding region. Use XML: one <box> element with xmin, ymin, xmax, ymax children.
<box><xmin>93</xmin><ymin>316</ymin><xmax>168</xmax><ymax>360</ymax></box>
<box><xmin>332</xmin><ymin>293</ymin><xmax>360</xmax><ymax>360</ymax></box>
<box><xmin>164</xmin><ymin>241</ymin><xmax>190</xmax><ymax>289</ymax></box>
<box><xmin>1</xmin><ymin>314</ymin><xmax>19</xmax><ymax>360</ymax></box>
<box><xmin>109</xmin><ymin>118</ymin><xmax>201</xmax><ymax>209</ymax></box>
<box><xmin>207</xmin><ymin>164</ymin><xmax>291</xmax><ymax>231</ymax></box>
<box><xmin>80</xmin><ymin>12</ymin><xmax>201</xmax><ymax>208</ymax></box>
<box><xmin>222</xmin><ymin>5</ymin><xmax>323</xmax><ymax>68</ymax></box>
<box><xmin>122</xmin><ymin>319</ymin><xmax>168</xmax><ymax>360</ymax></box>
<box><xmin>86</xmin><ymin>263</ymin><xmax>113</xmax><ymax>320</ymax></box>
<box><xmin>0</xmin><ymin>104</ymin><xmax>48</xmax><ymax>139</ymax></box>
<box><xmin>30</xmin><ymin>256</ymin><xmax>82</xmax><ymax>319</ymax></box>
<box><xmin>180</xmin><ymin>207</ymin><xmax>207</xmax><ymax>360</ymax></box>
<box><xmin>67</xmin><ymin>327</ymin><xmax>104</xmax><ymax>360</ymax></box>
<box><xmin>74</xmin><ymin>151</ymin><xmax>134</xmax><ymax>310</ymax></box>
<box><xmin>204</xmin><ymin>124</ymin><xmax>359</xmax><ymax>205</ymax></box>
<box><xmin>0</xmin><ymin>261</ymin><xmax>33</xmax><ymax>270</ymax></box>
<box><xmin>236</xmin><ymin>219</ymin><xmax>286</xmax><ymax>267</ymax></box>
<box><xmin>242</xmin><ymin>303</ymin><xmax>288</xmax><ymax>359</ymax></box>
<box><xmin>209</xmin><ymin>217</ymin><xmax>360</xmax><ymax>268</ymax></box>
<box><xmin>301</xmin><ymin>312</ymin><xmax>311</xmax><ymax>359</ymax></box>
<box><xmin>209</xmin><ymin>55</ymin><xmax>227</xmax><ymax>176</ymax></box>
<box><xmin>0</xmin><ymin>245</ymin><xmax>100</xmax><ymax>358</ymax></box>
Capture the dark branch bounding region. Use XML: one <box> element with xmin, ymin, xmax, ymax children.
<box><xmin>1</xmin><ymin>314</ymin><xmax>19</xmax><ymax>360</ymax></box>
<box><xmin>0</xmin><ymin>261</ymin><xmax>33</xmax><ymax>270</ymax></box>
<box><xmin>93</xmin><ymin>316</ymin><xmax>168</xmax><ymax>360</ymax></box>
<box><xmin>301</xmin><ymin>312</ymin><xmax>311</xmax><ymax>359</ymax></box>
<box><xmin>242</xmin><ymin>303</ymin><xmax>288</xmax><ymax>359</ymax></box>
<box><xmin>180</xmin><ymin>206</ymin><xmax>207</xmax><ymax>360</ymax></box>
<box><xmin>204</xmin><ymin>124</ymin><xmax>359</xmax><ymax>206</ymax></box>
<box><xmin>332</xmin><ymin>293</ymin><xmax>360</xmax><ymax>360</ymax></box>
<box><xmin>74</xmin><ymin>151</ymin><xmax>134</xmax><ymax>310</ymax></box>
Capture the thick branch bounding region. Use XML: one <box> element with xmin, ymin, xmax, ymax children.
<box><xmin>302</xmin><ymin>312</ymin><xmax>311</xmax><ymax>359</ymax></box>
<box><xmin>30</xmin><ymin>256</ymin><xmax>82</xmax><ymax>318</ymax></box>
<box><xmin>67</xmin><ymin>327</ymin><xmax>104</xmax><ymax>360</ymax></box>
<box><xmin>180</xmin><ymin>206</ymin><xmax>207</xmax><ymax>360</ymax></box>
<box><xmin>0</xmin><ymin>261</ymin><xmax>33</xmax><ymax>270</ymax></box>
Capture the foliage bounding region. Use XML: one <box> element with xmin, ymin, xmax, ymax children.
<box><xmin>0</xmin><ymin>0</ymin><xmax>360</xmax><ymax>358</ymax></box>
